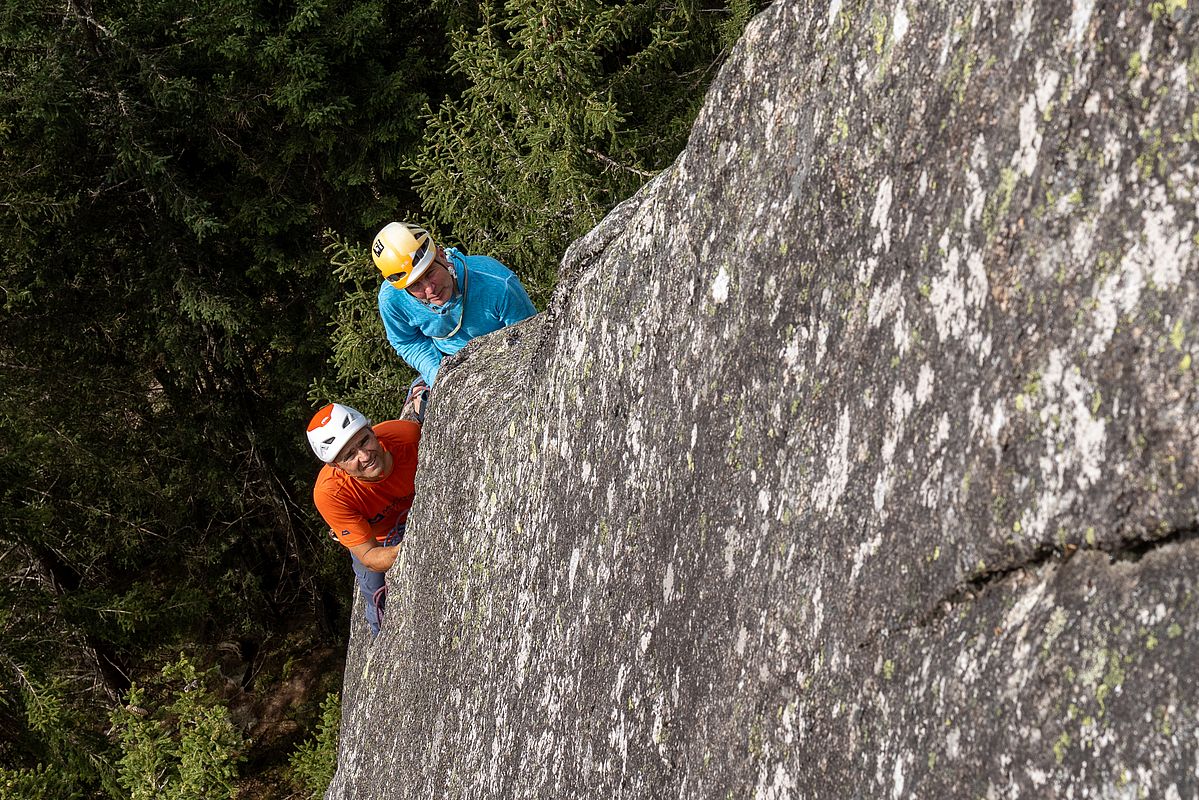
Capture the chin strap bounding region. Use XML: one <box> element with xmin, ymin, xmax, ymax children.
<box><xmin>431</xmin><ymin>254</ymin><xmax>468</xmax><ymax>340</ymax></box>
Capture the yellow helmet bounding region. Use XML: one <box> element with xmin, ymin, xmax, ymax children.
<box><xmin>370</xmin><ymin>222</ymin><xmax>435</xmax><ymax>289</ymax></box>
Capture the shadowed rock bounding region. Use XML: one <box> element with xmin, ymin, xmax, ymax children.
<box><xmin>329</xmin><ymin>0</ymin><xmax>1199</xmax><ymax>797</ymax></box>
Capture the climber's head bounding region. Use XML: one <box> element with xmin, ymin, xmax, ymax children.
<box><xmin>371</xmin><ymin>221</ymin><xmax>456</xmax><ymax>306</ymax></box>
<box><xmin>306</xmin><ymin>403</ymin><xmax>370</xmax><ymax>464</ymax></box>
<box><xmin>371</xmin><ymin>222</ymin><xmax>436</xmax><ymax>290</ymax></box>
<box><xmin>306</xmin><ymin>403</ymin><xmax>391</xmax><ymax>480</ymax></box>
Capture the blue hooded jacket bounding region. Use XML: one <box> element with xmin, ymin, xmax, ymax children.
<box><xmin>377</xmin><ymin>248</ymin><xmax>536</xmax><ymax>386</ymax></box>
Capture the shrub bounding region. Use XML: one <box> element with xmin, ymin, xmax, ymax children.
<box><xmin>288</xmin><ymin>692</ymin><xmax>342</xmax><ymax>799</ymax></box>
<box><xmin>110</xmin><ymin>656</ymin><xmax>244</xmax><ymax>800</ymax></box>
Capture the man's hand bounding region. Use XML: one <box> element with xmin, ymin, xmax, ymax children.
<box><xmin>401</xmin><ymin>380</ymin><xmax>430</xmax><ymax>423</ymax></box>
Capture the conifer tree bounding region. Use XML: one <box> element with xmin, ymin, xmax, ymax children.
<box><xmin>0</xmin><ymin>0</ymin><xmax>451</xmax><ymax>790</ymax></box>
<box><xmin>412</xmin><ymin>0</ymin><xmax>761</xmax><ymax>305</ymax></box>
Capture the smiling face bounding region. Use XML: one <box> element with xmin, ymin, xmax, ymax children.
<box><xmin>332</xmin><ymin>427</ymin><xmax>393</xmax><ymax>481</ymax></box>
<box><xmin>404</xmin><ymin>248</ymin><xmax>456</xmax><ymax>306</ymax></box>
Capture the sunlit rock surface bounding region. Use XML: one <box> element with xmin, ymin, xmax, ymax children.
<box><xmin>328</xmin><ymin>0</ymin><xmax>1199</xmax><ymax>797</ymax></box>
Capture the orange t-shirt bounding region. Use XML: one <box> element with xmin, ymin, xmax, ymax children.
<box><xmin>312</xmin><ymin>420</ymin><xmax>421</xmax><ymax>549</ymax></box>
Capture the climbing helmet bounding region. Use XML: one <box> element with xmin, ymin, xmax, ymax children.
<box><xmin>306</xmin><ymin>403</ymin><xmax>371</xmax><ymax>463</ymax></box>
<box><xmin>371</xmin><ymin>222</ymin><xmax>436</xmax><ymax>289</ymax></box>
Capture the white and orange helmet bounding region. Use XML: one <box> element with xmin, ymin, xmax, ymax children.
<box><xmin>306</xmin><ymin>403</ymin><xmax>370</xmax><ymax>463</ymax></box>
<box><xmin>371</xmin><ymin>222</ymin><xmax>436</xmax><ymax>289</ymax></box>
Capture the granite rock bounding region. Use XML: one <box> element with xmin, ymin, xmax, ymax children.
<box><xmin>329</xmin><ymin>0</ymin><xmax>1199</xmax><ymax>797</ymax></box>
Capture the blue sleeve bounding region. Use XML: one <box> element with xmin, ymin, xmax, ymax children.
<box><xmin>498</xmin><ymin>274</ymin><xmax>537</xmax><ymax>325</ymax></box>
<box><xmin>378</xmin><ymin>289</ymin><xmax>444</xmax><ymax>386</ymax></box>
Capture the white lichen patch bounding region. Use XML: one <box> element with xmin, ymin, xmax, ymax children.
<box><xmin>827</xmin><ymin>0</ymin><xmax>842</xmax><ymax>31</ymax></box>
<box><xmin>568</xmin><ymin>547</ymin><xmax>582</xmax><ymax>597</ymax></box>
<box><xmin>928</xmin><ymin>241</ymin><xmax>990</xmax><ymax>344</ymax></box>
<box><xmin>712</xmin><ymin>264</ymin><xmax>731</xmax><ymax>304</ymax></box>
<box><xmin>988</xmin><ymin>394</ymin><xmax>1008</xmax><ymax>459</ymax></box>
<box><xmin>1012</xmin><ymin>67</ymin><xmax>1061</xmax><ymax>178</ymax></box>
<box><xmin>782</xmin><ymin>335</ymin><xmax>803</xmax><ymax>372</ymax></box>
<box><xmin>891</xmin><ymin>752</ymin><xmax>909</xmax><ymax>800</ymax></box>
<box><xmin>963</xmin><ymin>135</ymin><xmax>990</xmax><ymax>230</ymax></box>
<box><xmin>868</xmin><ymin>280</ymin><xmax>902</xmax><ymax>329</ymax></box>
<box><xmin>946</xmin><ymin>725</ymin><xmax>961</xmax><ymax>760</ymax></box>
<box><xmin>1068</xmin><ymin>212</ymin><xmax>1100</xmax><ymax>269</ymax></box>
<box><xmin>814</xmin><ymin>409</ymin><xmax>852</xmax><ymax>512</ymax></box>
<box><xmin>735</xmin><ymin>625</ymin><xmax>749</xmax><ymax>657</ymax></box>
<box><xmin>851</xmin><ymin>527</ymin><xmax>883</xmax><ymax>579</ymax></box>
<box><xmin>891</xmin><ymin>1</ymin><xmax>909</xmax><ymax>46</ymax></box>
<box><xmin>1069</xmin><ymin>0</ymin><xmax>1095</xmax><ymax>45</ymax></box>
<box><xmin>1015</xmin><ymin>349</ymin><xmax>1107</xmax><ymax>537</ymax></box>
<box><xmin>892</xmin><ymin>301</ymin><xmax>910</xmax><ymax>355</ymax></box>
<box><xmin>755</xmin><ymin>763</ymin><xmax>797</xmax><ymax>800</ymax></box>
<box><xmin>1135</xmin><ymin>603</ymin><xmax>1168</xmax><ymax>627</ymax></box>
<box><xmin>1002</xmin><ymin>579</ymin><xmax>1048</xmax><ymax>633</ymax></box>
<box><xmin>918</xmin><ymin>456</ymin><xmax>944</xmax><ymax>509</ymax></box>
<box><xmin>915</xmin><ymin>362</ymin><xmax>936</xmax><ymax>404</ymax></box>
<box><xmin>917</xmin><ymin>413</ymin><xmax>952</xmax><ymax>506</ymax></box>
<box><xmin>871</xmin><ymin>176</ymin><xmax>894</xmax><ymax>252</ymax></box>
<box><xmin>1039</xmin><ymin>350</ymin><xmax>1107</xmax><ymax>491</ymax></box>
<box><xmin>1132</xmin><ymin>185</ymin><xmax>1193</xmax><ymax>289</ymax></box>
<box><xmin>809</xmin><ymin>585</ymin><xmax>824</xmax><ymax>638</ymax></box>
<box><xmin>1089</xmin><ymin>185</ymin><xmax>1196</xmax><ymax>355</ymax></box>
<box><xmin>724</xmin><ymin>527</ymin><xmax>738</xmax><ymax>579</ymax></box>
<box><xmin>1097</xmin><ymin>136</ymin><xmax>1125</xmax><ymax>212</ymax></box>
<box><xmin>872</xmin><ymin>471</ymin><xmax>891</xmax><ymax>515</ymax></box>
<box><xmin>881</xmin><ymin>383</ymin><xmax>914</xmax><ymax>463</ymax></box>
<box><xmin>963</xmin><ymin>167</ymin><xmax>986</xmax><ymax>231</ymax></box>
<box><xmin>858</xmin><ymin>255</ymin><xmax>879</xmax><ymax>287</ymax></box>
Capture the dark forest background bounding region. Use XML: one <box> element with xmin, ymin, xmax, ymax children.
<box><xmin>0</xmin><ymin>0</ymin><xmax>760</xmax><ymax>796</ymax></box>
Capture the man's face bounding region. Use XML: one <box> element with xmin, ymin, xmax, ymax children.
<box><xmin>333</xmin><ymin>428</ymin><xmax>387</xmax><ymax>480</ymax></box>
<box><xmin>405</xmin><ymin>249</ymin><xmax>455</xmax><ymax>306</ymax></box>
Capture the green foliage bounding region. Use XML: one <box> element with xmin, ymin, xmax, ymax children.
<box><xmin>0</xmin><ymin>657</ymin><xmax>122</xmax><ymax>796</ymax></box>
<box><xmin>0</xmin><ymin>764</ymin><xmax>85</xmax><ymax>800</ymax></box>
<box><xmin>287</xmin><ymin>692</ymin><xmax>342</xmax><ymax>799</ymax></box>
<box><xmin>412</xmin><ymin>0</ymin><xmax>763</xmax><ymax>306</ymax></box>
<box><xmin>323</xmin><ymin>0</ymin><xmax>760</xmax><ymax>406</ymax></box>
<box><xmin>111</xmin><ymin>656</ymin><xmax>245</xmax><ymax>800</ymax></box>
<box><xmin>0</xmin><ymin>0</ymin><xmax>453</xmax><ymax>789</ymax></box>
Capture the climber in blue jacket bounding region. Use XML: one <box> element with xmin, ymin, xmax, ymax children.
<box><xmin>371</xmin><ymin>222</ymin><xmax>536</xmax><ymax>389</ymax></box>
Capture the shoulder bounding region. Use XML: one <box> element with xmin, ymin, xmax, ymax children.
<box><xmin>313</xmin><ymin>465</ymin><xmax>349</xmax><ymax>507</ymax></box>
<box><xmin>374</xmin><ymin>419</ymin><xmax>421</xmax><ymax>446</ymax></box>
<box><xmin>458</xmin><ymin>252</ymin><xmax>515</xmax><ymax>280</ymax></box>
<box><xmin>378</xmin><ymin>282</ymin><xmax>411</xmax><ymax>311</ymax></box>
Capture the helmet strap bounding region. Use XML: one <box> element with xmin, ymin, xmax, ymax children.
<box><xmin>431</xmin><ymin>258</ymin><xmax>468</xmax><ymax>340</ymax></box>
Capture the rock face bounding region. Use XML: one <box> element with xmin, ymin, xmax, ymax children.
<box><xmin>328</xmin><ymin>1</ymin><xmax>1199</xmax><ymax>797</ymax></box>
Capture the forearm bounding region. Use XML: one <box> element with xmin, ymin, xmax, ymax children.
<box><xmin>379</xmin><ymin>294</ymin><xmax>445</xmax><ymax>384</ymax></box>
<box><xmin>357</xmin><ymin>544</ymin><xmax>400</xmax><ymax>572</ymax></box>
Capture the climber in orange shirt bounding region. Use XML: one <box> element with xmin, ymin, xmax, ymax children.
<box><xmin>306</xmin><ymin>398</ymin><xmax>424</xmax><ymax>636</ymax></box>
